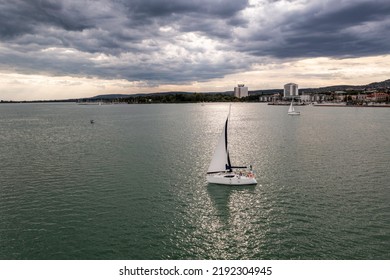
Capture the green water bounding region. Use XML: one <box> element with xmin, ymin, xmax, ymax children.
<box><xmin>0</xmin><ymin>103</ymin><xmax>389</xmax><ymax>259</ymax></box>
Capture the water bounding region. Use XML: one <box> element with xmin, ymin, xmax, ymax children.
<box><xmin>0</xmin><ymin>103</ymin><xmax>389</xmax><ymax>259</ymax></box>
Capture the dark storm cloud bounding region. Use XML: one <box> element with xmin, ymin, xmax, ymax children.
<box><xmin>0</xmin><ymin>0</ymin><xmax>389</xmax><ymax>84</ymax></box>
<box><xmin>124</xmin><ymin>0</ymin><xmax>247</xmax><ymax>18</ymax></box>
<box><xmin>0</xmin><ymin>0</ymin><xmax>93</xmax><ymax>38</ymax></box>
<box><xmin>0</xmin><ymin>0</ymin><xmax>250</xmax><ymax>83</ymax></box>
<box><xmin>242</xmin><ymin>0</ymin><xmax>390</xmax><ymax>58</ymax></box>
<box><xmin>289</xmin><ymin>1</ymin><xmax>390</xmax><ymax>57</ymax></box>
<box><xmin>0</xmin><ymin>0</ymin><xmax>248</xmax><ymax>41</ymax></box>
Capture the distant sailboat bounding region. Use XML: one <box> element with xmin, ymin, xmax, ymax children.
<box><xmin>288</xmin><ymin>100</ymin><xmax>300</xmax><ymax>115</ymax></box>
<box><xmin>206</xmin><ymin>106</ymin><xmax>257</xmax><ymax>185</ymax></box>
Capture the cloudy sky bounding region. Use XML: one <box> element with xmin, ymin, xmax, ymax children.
<box><xmin>1</xmin><ymin>0</ymin><xmax>390</xmax><ymax>100</ymax></box>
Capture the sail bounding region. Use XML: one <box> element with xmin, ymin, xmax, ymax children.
<box><xmin>207</xmin><ymin>117</ymin><xmax>231</xmax><ymax>174</ymax></box>
<box><xmin>288</xmin><ymin>102</ymin><xmax>294</xmax><ymax>113</ymax></box>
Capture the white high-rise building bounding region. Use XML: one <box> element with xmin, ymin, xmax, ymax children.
<box><xmin>234</xmin><ymin>84</ymin><xmax>248</xmax><ymax>98</ymax></box>
<box><xmin>284</xmin><ymin>83</ymin><xmax>298</xmax><ymax>98</ymax></box>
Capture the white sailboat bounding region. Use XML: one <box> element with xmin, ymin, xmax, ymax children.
<box><xmin>288</xmin><ymin>100</ymin><xmax>300</xmax><ymax>115</ymax></box>
<box><xmin>206</xmin><ymin>106</ymin><xmax>257</xmax><ymax>185</ymax></box>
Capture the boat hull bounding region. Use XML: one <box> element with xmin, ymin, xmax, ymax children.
<box><xmin>288</xmin><ymin>112</ymin><xmax>300</xmax><ymax>115</ymax></box>
<box><xmin>207</xmin><ymin>173</ymin><xmax>257</xmax><ymax>185</ymax></box>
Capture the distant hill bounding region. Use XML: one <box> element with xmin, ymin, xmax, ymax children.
<box><xmin>366</xmin><ymin>79</ymin><xmax>390</xmax><ymax>89</ymax></box>
<box><xmin>89</xmin><ymin>91</ymin><xmax>234</xmax><ymax>100</ymax></box>
<box><xmin>300</xmin><ymin>79</ymin><xmax>390</xmax><ymax>94</ymax></box>
<box><xmin>86</xmin><ymin>79</ymin><xmax>390</xmax><ymax>100</ymax></box>
<box><xmin>89</xmin><ymin>89</ymin><xmax>281</xmax><ymax>100</ymax></box>
<box><xmin>91</xmin><ymin>91</ymin><xmax>200</xmax><ymax>100</ymax></box>
<box><xmin>89</xmin><ymin>94</ymin><xmax>133</xmax><ymax>100</ymax></box>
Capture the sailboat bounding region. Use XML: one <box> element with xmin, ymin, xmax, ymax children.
<box><xmin>206</xmin><ymin>106</ymin><xmax>257</xmax><ymax>185</ymax></box>
<box><xmin>288</xmin><ymin>100</ymin><xmax>300</xmax><ymax>115</ymax></box>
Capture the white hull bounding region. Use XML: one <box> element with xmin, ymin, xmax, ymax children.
<box><xmin>288</xmin><ymin>111</ymin><xmax>300</xmax><ymax>115</ymax></box>
<box><xmin>207</xmin><ymin>172</ymin><xmax>257</xmax><ymax>185</ymax></box>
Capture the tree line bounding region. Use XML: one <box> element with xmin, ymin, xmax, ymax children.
<box><xmin>122</xmin><ymin>93</ymin><xmax>262</xmax><ymax>103</ymax></box>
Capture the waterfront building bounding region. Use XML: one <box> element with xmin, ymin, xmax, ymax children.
<box><xmin>234</xmin><ymin>84</ymin><xmax>248</xmax><ymax>98</ymax></box>
<box><xmin>367</xmin><ymin>92</ymin><xmax>389</xmax><ymax>102</ymax></box>
<box><xmin>357</xmin><ymin>94</ymin><xmax>368</xmax><ymax>101</ymax></box>
<box><xmin>300</xmin><ymin>94</ymin><xmax>311</xmax><ymax>103</ymax></box>
<box><xmin>312</xmin><ymin>94</ymin><xmax>328</xmax><ymax>102</ymax></box>
<box><xmin>284</xmin><ymin>83</ymin><xmax>299</xmax><ymax>99</ymax></box>
<box><xmin>259</xmin><ymin>95</ymin><xmax>275</xmax><ymax>102</ymax></box>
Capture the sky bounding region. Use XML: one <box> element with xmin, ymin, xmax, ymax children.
<box><xmin>1</xmin><ymin>0</ymin><xmax>390</xmax><ymax>101</ymax></box>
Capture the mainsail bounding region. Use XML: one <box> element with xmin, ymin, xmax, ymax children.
<box><xmin>207</xmin><ymin>115</ymin><xmax>232</xmax><ymax>174</ymax></box>
<box><xmin>206</xmin><ymin>105</ymin><xmax>257</xmax><ymax>185</ymax></box>
<box><xmin>288</xmin><ymin>101</ymin><xmax>294</xmax><ymax>113</ymax></box>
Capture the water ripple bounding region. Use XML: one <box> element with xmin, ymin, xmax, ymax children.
<box><xmin>1</xmin><ymin>103</ymin><xmax>389</xmax><ymax>259</ymax></box>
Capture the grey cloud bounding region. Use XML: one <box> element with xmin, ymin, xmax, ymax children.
<box><xmin>241</xmin><ymin>0</ymin><xmax>390</xmax><ymax>58</ymax></box>
<box><xmin>123</xmin><ymin>0</ymin><xmax>248</xmax><ymax>19</ymax></box>
<box><xmin>0</xmin><ymin>0</ymin><xmax>250</xmax><ymax>84</ymax></box>
<box><xmin>290</xmin><ymin>1</ymin><xmax>390</xmax><ymax>33</ymax></box>
<box><xmin>0</xmin><ymin>0</ymin><xmax>93</xmax><ymax>38</ymax></box>
<box><xmin>1</xmin><ymin>0</ymin><xmax>248</xmax><ymax>51</ymax></box>
<box><xmin>0</xmin><ymin>41</ymin><xmax>248</xmax><ymax>84</ymax></box>
<box><xmin>121</xmin><ymin>0</ymin><xmax>249</xmax><ymax>40</ymax></box>
<box><xmin>0</xmin><ymin>0</ymin><xmax>389</xmax><ymax>86</ymax></box>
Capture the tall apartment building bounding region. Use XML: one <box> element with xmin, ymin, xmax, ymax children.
<box><xmin>234</xmin><ymin>84</ymin><xmax>248</xmax><ymax>98</ymax></box>
<box><xmin>284</xmin><ymin>83</ymin><xmax>298</xmax><ymax>98</ymax></box>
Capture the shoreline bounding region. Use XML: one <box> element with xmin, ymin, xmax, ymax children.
<box><xmin>313</xmin><ymin>103</ymin><xmax>390</xmax><ymax>108</ymax></box>
<box><xmin>1</xmin><ymin>101</ymin><xmax>390</xmax><ymax>107</ymax></box>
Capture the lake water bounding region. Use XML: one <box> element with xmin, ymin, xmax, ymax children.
<box><xmin>0</xmin><ymin>103</ymin><xmax>389</xmax><ymax>259</ymax></box>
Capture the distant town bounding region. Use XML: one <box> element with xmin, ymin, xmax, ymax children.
<box><xmin>260</xmin><ymin>81</ymin><xmax>390</xmax><ymax>106</ymax></box>
<box><xmin>2</xmin><ymin>79</ymin><xmax>390</xmax><ymax>106</ymax></box>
